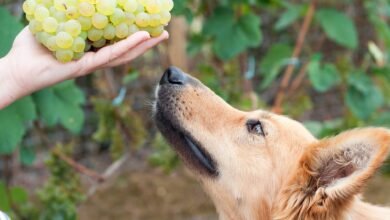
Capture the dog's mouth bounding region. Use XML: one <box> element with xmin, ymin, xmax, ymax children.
<box><xmin>155</xmin><ymin>109</ymin><xmax>218</xmax><ymax>177</ymax></box>
<box><xmin>154</xmin><ymin>67</ymin><xmax>218</xmax><ymax>177</ymax></box>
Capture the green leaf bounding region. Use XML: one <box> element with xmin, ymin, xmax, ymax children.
<box><xmin>33</xmin><ymin>80</ymin><xmax>85</xmax><ymax>134</ymax></box>
<box><xmin>20</xmin><ymin>146</ymin><xmax>36</xmax><ymax>166</ymax></box>
<box><xmin>259</xmin><ymin>43</ymin><xmax>292</xmax><ymax>89</ymax></box>
<box><xmin>346</xmin><ymin>72</ymin><xmax>384</xmax><ymax>120</ymax></box>
<box><xmin>316</xmin><ymin>8</ymin><xmax>358</xmax><ymax>49</ymax></box>
<box><xmin>307</xmin><ymin>54</ymin><xmax>341</xmax><ymax>92</ymax></box>
<box><xmin>0</xmin><ymin>182</ymin><xmax>28</xmax><ymax>212</ymax></box>
<box><xmin>0</xmin><ymin>7</ymin><xmax>23</xmax><ymax>57</ymax></box>
<box><xmin>0</xmin><ymin>97</ymin><xmax>36</xmax><ymax>155</ymax></box>
<box><xmin>204</xmin><ymin>7</ymin><xmax>262</xmax><ymax>60</ymax></box>
<box><xmin>274</xmin><ymin>4</ymin><xmax>303</xmax><ymax>31</ymax></box>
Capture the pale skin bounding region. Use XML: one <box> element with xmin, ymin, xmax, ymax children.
<box><xmin>0</xmin><ymin>27</ymin><xmax>169</xmax><ymax>109</ymax></box>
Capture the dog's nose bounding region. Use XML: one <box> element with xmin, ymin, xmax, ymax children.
<box><xmin>160</xmin><ymin>66</ymin><xmax>186</xmax><ymax>85</ymax></box>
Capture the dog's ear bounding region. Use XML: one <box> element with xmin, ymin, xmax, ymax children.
<box><xmin>296</xmin><ymin>128</ymin><xmax>390</xmax><ymax>209</ymax></box>
<box><xmin>275</xmin><ymin>128</ymin><xmax>390</xmax><ymax>219</ymax></box>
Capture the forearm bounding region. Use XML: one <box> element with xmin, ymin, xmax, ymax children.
<box><xmin>0</xmin><ymin>56</ymin><xmax>20</xmax><ymax>110</ymax></box>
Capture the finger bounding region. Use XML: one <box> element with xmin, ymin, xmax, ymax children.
<box><xmin>106</xmin><ymin>31</ymin><xmax>169</xmax><ymax>67</ymax></box>
<box><xmin>76</xmin><ymin>31</ymin><xmax>151</xmax><ymax>75</ymax></box>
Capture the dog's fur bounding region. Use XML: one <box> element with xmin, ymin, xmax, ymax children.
<box><xmin>154</xmin><ymin>68</ymin><xmax>390</xmax><ymax>220</ymax></box>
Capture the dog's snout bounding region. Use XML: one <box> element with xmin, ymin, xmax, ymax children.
<box><xmin>160</xmin><ymin>66</ymin><xmax>187</xmax><ymax>85</ymax></box>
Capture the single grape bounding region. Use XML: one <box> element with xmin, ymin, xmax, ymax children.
<box><xmin>110</xmin><ymin>8</ymin><xmax>125</xmax><ymax>25</ymax></box>
<box><xmin>79</xmin><ymin>31</ymin><xmax>88</xmax><ymax>40</ymax></box>
<box><xmin>56</xmin><ymin>31</ymin><xmax>74</xmax><ymax>49</ymax></box>
<box><xmin>103</xmin><ymin>24</ymin><xmax>116</xmax><ymax>40</ymax></box>
<box><xmin>64</xmin><ymin>19</ymin><xmax>82</xmax><ymax>36</ymax></box>
<box><xmin>35</xmin><ymin>32</ymin><xmax>51</xmax><ymax>44</ymax></box>
<box><xmin>124</xmin><ymin>12</ymin><xmax>135</xmax><ymax>25</ymax></box>
<box><xmin>149</xmin><ymin>25</ymin><xmax>164</xmax><ymax>37</ymax></box>
<box><xmin>46</xmin><ymin>36</ymin><xmax>59</xmax><ymax>51</ymax></box>
<box><xmin>34</xmin><ymin>5</ymin><xmax>50</xmax><ymax>22</ymax></box>
<box><xmin>128</xmin><ymin>24</ymin><xmax>139</xmax><ymax>34</ymax></box>
<box><xmin>159</xmin><ymin>11</ymin><xmax>171</xmax><ymax>25</ymax></box>
<box><xmin>29</xmin><ymin>19</ymin><xmax>43</xmax><ymax>33</ymax></box>
<box><xmin>78</xmin><ymin>2</ymin><xmax>95</xmax><ymax>17</ymax></box>
<box><xmin>41</xmin><ymin>0</ymin><xmax>52</xmax><ymax>7</ymax></box>
<box><xmin>92</xmin><ymin>38</ymin><xmax>106</xmax><ymax>48</ymax></box>
<box><xmin>78</xmin><ymin>16</ymin><xmax>92</xmax><ymax>31</ymax></box>
<box><xmin>72</xmin><ymin>37</ymin><xmax>86</xmax><ymax>52</ymax></box>
<box><xmin>52</xmin><ymin>10</ymin><xmax>67</xmax><ymax>22</ymax></box>
<box><xmin>135</xmin><ymin>3</ymin><xmax>145</xmax><ymax>13</ymax></box>
<box><xmin>88</xmin><ymin>28</ymin><xmax>104</xmax><ymax>41</ymax></box>
<box><xmin>42</xmin><ymin>17</ymin><xmax>58</xmax><ymax>33</ymax></box>
<box><xmin>115</xmin><ymin>22</ymin><xmax>129</xmax><ymax>38</ymax></box>
<box><xmin>135</xmin><ymin>12</ymin><xmax>150</xmax><ymax>27</ymax></box>
<box><xmin>22</xmin><ymin>0</ymin><xmax>37</xmax><ymax>15</ymax></box>
<box><xmin>26</xmin><ymin>14</ymin><xmax>34</xmax><ymax>21</ymax></box>
<box><xmin>161</xmin><ymin>0</ymin><xmax>173</xmax><ymax>11</ymax></box>
<box><xmin>66</xmin><ymin>6</ymin><xmax>80</xmax><ymax>19</ymax></box>
<box><xmin>145</xmin><ymin>0</ymin><xmax>161</xmax><ymax>14</ymax></box>
<box><xmin>54</xmin><ymin>0</ymin><xmax>66</xmax><ymax>11</ymax></box>
<box><xmin>56</xmin><ymin>49</ymin><xmax>74</xmax><ymax>62</ymax></box>
<box><xmin>123</xmin><ymin>0</ymin><xmax>137</xmax><ymax>13</ymax></box>
<box><xmin>96</xmin><ymin>0</ymin><xmax>116</xmax><ymax>16</ymax></box>
<box><xmin>149</xmin><ymin>13</ymin><xmax>161</xmax><ymax>27</ymax></box>
<box><xmin>92</xmin><ymin>13</ymin><xmax>108</xmax><ymax>29</ymax></box>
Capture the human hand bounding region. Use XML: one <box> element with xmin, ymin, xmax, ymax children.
<box><xmin>0</xmin><ymin>27</ymin><xmax>168</xmax><ymax>109</ymax></box>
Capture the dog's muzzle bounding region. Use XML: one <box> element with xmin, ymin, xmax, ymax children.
<box><xmin>154</xmin><ymin>67</ymin><xmax>218</xmax><ymax>177</ymax></box>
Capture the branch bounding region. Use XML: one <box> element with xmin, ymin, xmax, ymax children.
<box><xmin>272</xmin><ymin>0</ymin><xmax>317</xmax><ymax>113</ymax></box>
<box><xmin>52</xmin><ymin>148</ymin><xmax>105</xmax><ymax>182</ymax></box>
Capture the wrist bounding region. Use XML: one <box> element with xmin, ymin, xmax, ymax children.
<box><xmin>0</xmin><ymin>55</ymin><xmax>21</xmax><ymax>109</ymax></box>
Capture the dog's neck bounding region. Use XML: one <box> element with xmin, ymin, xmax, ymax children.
<box><xmin>207</xmin><ymin>193</ymin><xmax>390</xmax><ymax>220</ymax></box>
<box><xmin>347</xmin><ymin>199</ymin><xmax>390</xmax><ymax>220</ymax></box>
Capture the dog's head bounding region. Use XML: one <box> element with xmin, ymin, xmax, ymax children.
<box><xmin>154</xmin><ymin>67</ymin><xmax>390</xmax><ymax>220</ymax></box>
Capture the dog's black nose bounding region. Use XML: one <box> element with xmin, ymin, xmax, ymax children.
<box><xmin>160</xmin><ymin>66</ymin><xmax>186</xmax><ymax>85</ymax></box>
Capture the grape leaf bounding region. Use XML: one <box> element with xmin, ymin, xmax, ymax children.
<box><xmin>307</xmin><ymin>54</ymin><xmax>341</xmax><ymax>92</ymax></box>
<box><xmin>346</xmin><ymin>72</ymin><xmax>384</xmax><ymax>119</ymax></box>
<box><xmin>0</xmin><ymin>97</ymin><xmax>36</xmax><ymax>155</ymax></box>
<box><xmin>259</xmin><ymin>43</ymin><xmax>292</xmax><ymax>89</ymax></box>
<box><xmin>203</xmin><ymin>7</ymin><xmax>262</xmax><ymax>60</ymax></box>
<box><xmin>0</xmin><ymin>7</ymin><xmax>23</xmax><ymax>57</ymax></box>
<box><xmin>274</xmin><ymin>4</ymin><xmax>304</xmax><ymax>31</ymax></box>
<box><xmin>316</xmin><ymin>8</ymin><xmax>358</xmax><ymax>49</ymax></box>
<box><xmin>20</xmin><ymin>146</ymin><xmax>36</xmax><ymax>166</ymax></box>
<box><xmin>33</xmin><ymin>80</ymin><xmax>85</xmax><ymax>134</ymax></box>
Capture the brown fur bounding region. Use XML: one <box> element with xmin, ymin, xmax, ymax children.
<box><xmin>154</xmin><ymin>71</ymin><xmax>390</xmax><ymax>220</ymax></box>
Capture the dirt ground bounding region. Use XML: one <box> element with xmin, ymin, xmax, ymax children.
<box><xmin>78</xmin><ymin>162</ymin><xmax>390</xmax><ymax>220</ymax></box>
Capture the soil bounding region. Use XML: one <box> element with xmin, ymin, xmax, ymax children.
<box><xmin>79</xmin><ymin>163</ymin><xmax>390</xmax><ymax>220</ymax></box>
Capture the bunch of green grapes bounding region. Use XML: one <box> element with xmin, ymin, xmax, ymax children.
<box><xmin>23</xmin><ymin>0</ymin><xmax>173</xmax><ymax>62</ymax></box>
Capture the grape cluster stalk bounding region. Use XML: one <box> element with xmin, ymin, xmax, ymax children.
<box><xmin>23</xmin><ymin>0</ymin><xmax>173</xmax><ymax>62</ymax></box>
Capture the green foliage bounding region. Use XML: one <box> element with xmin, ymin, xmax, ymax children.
<box><xmin>316</xmin><ymin>8</ymin><xmax>358</xmax><ymax>49</ymax></box>
<box><xmin>346</xmin><ymin>72</ymin><xmax>384</xmax><ymax>120</ymax></box>
<box><xmin>259</xmin><ymin>43</ymin><xmax>292</xmax><ymax>89</ymax></box>
<box><xmin>203</xmin><ymin>7</ymin><xmax>262</xmax><ymax>60</ymax></box>
<box><xmin>0</xmin><ymin>6</ymin><xmax>23</xmax><ymax>56</ymax></box>
<box><xmin>274</xmin><ymin>3</ymin><xmax>305</xmax><ymax>31</ymax></box>
<box><xmin>149</xmin><ymin>134</ymin><xmax>179</xmax><ymax>173</ymax></box>
<box><xmin>0</xmin><ymin>182</ymin><xmax>28</xmax><ymax>213</ymax></box>
<box><xmin>38</xmin><ymin>144</ymin><xmax>84</xmax><ymax>220</ymax></box>
<box><xmin>0</xmin><ymin>97</ymin><xmax>36</xmax><ymax>154</ymax></box>
<box><xmin>307</xmin><ymin>54</ymin><xmax>341</xmax><ymax>92</ymax></box>
<box><xmin>33</xmin><ymin>81</ymin><xmax>85</xmax><ymax>134</ymax></box>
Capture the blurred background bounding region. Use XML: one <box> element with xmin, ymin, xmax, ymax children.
<box><xmin>1</xmin><ymin>0</ymin><xmax>390</xmax><ymax>219</ymax></box>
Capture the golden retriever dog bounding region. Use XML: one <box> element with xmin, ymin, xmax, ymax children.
<box><xmin>153</xmin><ymin>66</ymin><xmax>390</xmax><ymax>220</ymax></box>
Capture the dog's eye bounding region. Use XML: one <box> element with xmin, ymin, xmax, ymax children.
<box><xmin>246</xmin><ymin>120</ymin><xmax>265</xmax><ymax>136</ymax></box>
